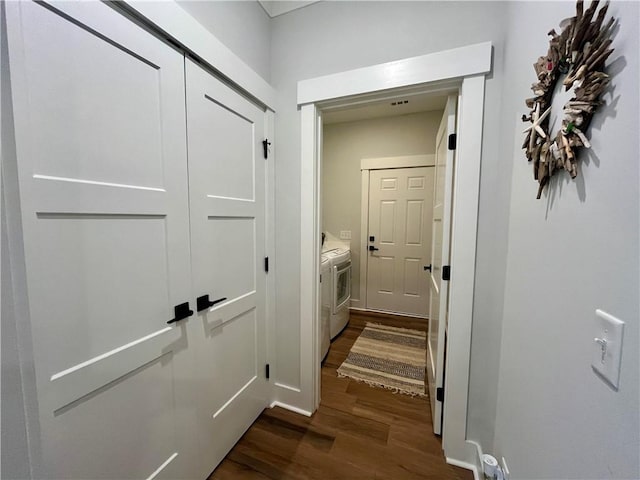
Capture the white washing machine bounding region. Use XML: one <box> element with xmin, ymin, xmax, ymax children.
<box><xmin>319</xmin><ymin>254</ymin><xmax>331</xmax><ymax>362</ymax></box>
<box><xmin>324</xmin><ymin>248</ymin><xmax>351</xmax><ymax>339</ymax></box>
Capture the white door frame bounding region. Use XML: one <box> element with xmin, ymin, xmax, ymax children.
<box><xmin>358</xmin><ymin>154</ymin><xmax>435</xmax><ymax>312</ymax></box>
<box><xmin>298</xmin><ymin>42</ymin><xmax>491</xmax><ymax>468</ymax></box>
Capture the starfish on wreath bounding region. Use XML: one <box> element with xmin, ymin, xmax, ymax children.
<box><xmin>523</xmin><ymin>102</ymin><xmax>551</xmax><ymax>152</ymax></box>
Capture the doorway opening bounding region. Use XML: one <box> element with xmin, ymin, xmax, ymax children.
<box><xmin>298</xmin><ymin>42</ymin><xmax>492</xmax><ymax>471</ymax></box>
<box><xmin>320</xmin><ymin>88</ymin><xmax>457</xmax><ymax>431</ymax></box>
<box><xmin>321</xmin><ymin>92</ymin><xmax>447</xmax><ymax>318</ymax></box>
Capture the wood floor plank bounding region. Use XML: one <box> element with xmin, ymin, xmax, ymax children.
<box><xmin>329</xmin><ymin>436</ymin><xmax>427</xmax><ymax>480</ymax></box>
<box><xmin>321</xmin><ymin>368</ymin><xmax>349</xmax><ymax>394</ymax></box>
<box><xmin>387</xmin><ymin>418</ymin><xmax>442</xmax><ymax>454</ymax></box>
<box><xmin>318</xmin><ymin>387</ymin><xmax>357</xmax><ymax>415</ymax></box>
<box><xmin>253</xmin><ymin>415</ymin><xmax>335</xmax><ymax>454</ymax></box>
<box><xmin>329</xmin><ymin>433</ymin><xmax>460</xmax><ymax>480</ymax></box>
<box><xmin>311</xmin><ymin>404</ymin><xmax>390</xmax><ymax>445</ymax></box>
<box><xmin>287</xmin><ymin>442</ymin><xmax>375</xmax><ymax>480</ymax></box>
<box><xmin>210</xmin><ymin>458</ymin><xmax>273</xmax><ymax>480</ymax></box>
<box><xmin>209</xmin><ymin>311</ymin><xmax>474</xmax><ymax>480</ymax></box>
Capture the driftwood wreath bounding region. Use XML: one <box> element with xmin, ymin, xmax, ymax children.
<box><xmin>523</xmin><ymin>0</ymin><xmax>616</xmax><ymax>198</ymax></box>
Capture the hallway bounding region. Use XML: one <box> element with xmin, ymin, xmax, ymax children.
<box><xmin>209</xmin><ymin>312</ymin><xmax>473</xmax><ymax>479</ymax></box>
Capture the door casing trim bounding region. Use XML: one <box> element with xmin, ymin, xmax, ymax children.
<box><xmin>297</xmin><ymin>41</ymin><xmax>492</xmax><ymax>468</ymax></box>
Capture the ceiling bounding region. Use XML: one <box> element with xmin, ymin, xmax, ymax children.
<box><xmin>322</xmin><ymin>92</ymin><xmax>448</xmax><ymax>125</ymax></box>
<box><xmin>258</xmin><ymin>1</ymin><xmax>320</xmax><ymax>18</ymax></box>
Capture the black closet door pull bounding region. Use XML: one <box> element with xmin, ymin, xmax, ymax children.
<box><xmin>167</xmin><ymin>302</ymin><xmax>193</xmax><ymax>324</ymax></box>
<box><xmin>197</xmin><ymin>294</ymin><xmax>228</xmax><ymax>312</ymax></box>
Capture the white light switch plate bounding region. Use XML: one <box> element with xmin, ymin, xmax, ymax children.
<box><xmin>592</xmin><ymin>309</ymin><xmax>625</xmax><ymax>389</ymax></box>
<box><xmin>339</xmin><ymin>230</ymin><xmax>351</xmax><ymax>240</ymax></box>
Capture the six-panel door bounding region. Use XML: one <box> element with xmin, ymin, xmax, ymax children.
<box><xmin>367</xmin><ymin>167</ymin><xmax>434</xmax><ymax>316</ymax></box>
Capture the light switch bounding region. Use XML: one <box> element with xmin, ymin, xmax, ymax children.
<box><xmin>340</xmin><ymin>230</ymin><xmax>351</xmax><ymax>240</ymax></box>
<box><xmin>592</xmin><ymin>309</ymin><xmax>625</xmax><ymax>389</ymax></box>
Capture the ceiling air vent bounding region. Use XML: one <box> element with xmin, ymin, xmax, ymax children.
<box><xmin>390</xmin><ymin>100</ymin><xmax>409</xmax><ymax>106</ymax></box>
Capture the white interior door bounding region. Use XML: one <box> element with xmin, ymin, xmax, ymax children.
<box><xmin>366</xmin><ymin>167</ymin><xmax>434</xmax><ymax>317</ymax></box>
<box><xmin>427</xmin><ymin>95</ymin><xmax>457</xmax><ymax>435</ymax></box>
<box><xmin>185</xmin><ymin>59</ymin><xmax>269</xmax><ymax>476</ymax></box>
<box><xmin>6</xmin><ymin>2</ymin><xmax>197</xmax><ymax>478</ymax></box>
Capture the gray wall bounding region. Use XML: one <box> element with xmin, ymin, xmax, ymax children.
<box><xmin>493</xmin><ymin>2</ymin><xmax>639</xmax><ymax>478</ymax></box>
<box><xmin>270</xmin><ymin>1</ymin><xmax>510</xmax><ymax>450</ymax></box>
<box><xmin>176</xmin><ymin>0</ymin><xmax>271</xmax><ymax>82</ymax></box>
<box><xmin>322</xmin><ymin>111</ymin><xmax>442</xmax><ymax>307</ymax></box>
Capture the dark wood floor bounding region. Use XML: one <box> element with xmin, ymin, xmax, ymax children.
<box><xmin>209</xmin><ymin>311</ymin><xmax>473</xmax><ymax>480</ymax></box>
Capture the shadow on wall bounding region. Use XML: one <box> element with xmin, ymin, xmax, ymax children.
<box><xmin>541</xmin><ymin>53</ymin><xmax>626</xmax><ymax>212</ymax></box>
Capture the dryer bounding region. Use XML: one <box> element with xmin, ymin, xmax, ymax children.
<box><xmin>319</xmin><ymin>254</ymin><xmax>331</xmax><ymax>361</ymax></box>
<box><xmin>324</xmin><ymin>248</ymin><xmax>351</xmax><ymax>339</ymax></box>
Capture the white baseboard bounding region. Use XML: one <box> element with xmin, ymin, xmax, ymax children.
<box><xmin>466</xmin><ymin>439</ymin><xmax>484</xmax><ymax>480</ymax></box>
<box><xmin>348</xmin><ymin>307</ymin><xmax>428</xmax><ymax>319</ymax></box>
<box><xmin>446</xmin><ymin>456</ymin><xmax>479</xmax><ymax>480</ymax></box>
<box><xmin>349</xmin><ymin>298</ymin><xmax>361</xmax><ymax>308</ymax></box>
<box><xmin>269</xmin><ymin>400</ymin><xmax>312</xmax><ymax>417</ymax></box>
<box><xmin>444</xmin><ymin>440</ymin><xmax>483</xmax><ymax>480</ymax></box>
<box><xmin>349</xmin><ymin>307</ymin><xmax>366</xmax><ymax>312</ymax></box>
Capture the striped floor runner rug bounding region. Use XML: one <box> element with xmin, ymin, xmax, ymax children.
<box><xmin>337</xmin><ymin>322</ymin><xmax>427</xmax><ymax>397</ymax></box>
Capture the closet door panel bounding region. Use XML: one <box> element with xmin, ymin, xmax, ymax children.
<box><xmin>42</xmin><ymin>358</ymin><xmax>177</xmax><ymax>480</ymax></box>
<box><xmin>6</xmin><ymin>2</ymin><xmax>196</xmax><ymax>478</ymax></box>
<box><xmin>19</xmin><ymin>2</ymin><xmax>168</xmax><ymax>187</ymax></box>
<box><xmin>204</xmin><ymin>217</ymin><xmax>256</xmax><ymax>300</ymax></box>
<box><xmin>24</xmin><ymin>31</ymin><xmax>164</xmax><ymax>186</ymax></box>
<box><xmin>195</xmin><ymin>97</ymin><xmax>256</xmax><ymax>201</ymax></box>
<box><xmin>186</xmin><ymin>59</ymin><xmax>268</xmax><ymax>476</ymax></box>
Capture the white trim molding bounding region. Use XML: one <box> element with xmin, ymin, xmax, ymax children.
<box><xmin>441</xmin><ymin>74</ymin><xmax>486</xmax><ymax>464</ymax></box>
<box><xmin>297</xmin><ymin>42</ymin><xmax>491</xmax><ymax>105</ymax></box>
<box><xmin>447</xmin><ymin>457</ymin><xmax>480</xmax><ymax>480</ymax></box>
<box><xmin>464</xmin><ymin>439</ymin><xmax>485</xmax><ymax>480</ymax></box>
<box><xmin>360</xmin><ymin>154</ymin><xmax>435</xmax><ymax>171</ymax></box>
<box><xmin>269</xmin><ymin>401</ymin><xmax>312</xmax><ymax>418</ymax></box>
<box><xmin>359</xmin><ymin>168</ymin><xmax>370</xmax><ymax>308</ymax></box>
<box><xmin>297</xmin><ymin>41</ymin><xmax>492</xmax><ymax>470</ymax></box>
<box><xmin>122</xmin><ymin>1</ymin><xmax>276</xmax><ymax>110</ymax></box>
<box><xmin>297</xmin><ymin>104</ymin><xmax>322</xmax><ymax>413</ymax></box>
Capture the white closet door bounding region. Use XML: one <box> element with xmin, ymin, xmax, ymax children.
<box><xmin>6</xmin><ymin>2</ymin><xmax>197</xmax><ymax>478</ymax></box>
<box><xmin>185</xmin><ymin>59</ymin><xmax>268</xmax><ymax>475</ymax></box>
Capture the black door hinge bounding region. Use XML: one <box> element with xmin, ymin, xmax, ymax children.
<box><xmin>442</xmin><ymin>265</ymin><xmax>451</xmax><ymax>281</ymax></box>
<box><xmin>448</xmin><ymin>133</ymin><xmax>457</xmax><ymax>150</ymax></box>
<box><xmin>436</xmin><ymin>387</ymin><xmax>444</xmax><ymax>402</ymax></box>
<box><xmin>262</xmin><ymin>139</ymin><xmax>271</xmax><ymax>159</ymax></box>
<box><xmin>266</xmin><ymin>364</ymin><xmax>270</xmax><ymax>379</ymax></box>
<box><xmin>264</xmin><ymin>257</ymin><xmax>269</xmax><ymax>273</ymax></box>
